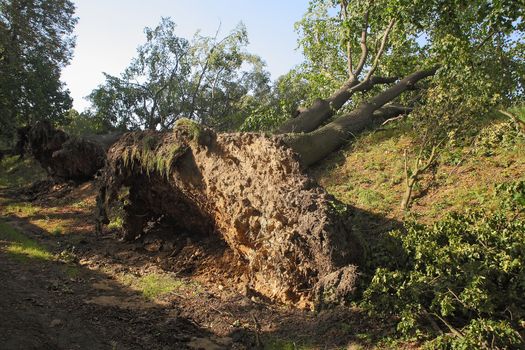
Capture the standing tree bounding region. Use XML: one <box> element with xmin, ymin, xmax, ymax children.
<box><xmin>0</xmin><ymin>0</ymin><xmax>77</xmax><ymax>142</ymax></box>
<box><xmin>88</xmin><ymin>18</ymin><xmax>270</xmax><ymax>132</ymax></box>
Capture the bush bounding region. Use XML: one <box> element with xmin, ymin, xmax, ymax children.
<box><xmin>474</xmin><ymin>121</ymin><xmax>523</xmax><ymax>156</ymax></box>
<box><xmin>361</xmin><ymin>196</ymin><xmax>525</xmax><ymax>348</ymax></box>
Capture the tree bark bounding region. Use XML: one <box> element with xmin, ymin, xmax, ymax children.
<box><xmin>277</xmin><ymin>76</ymin><xmax>398</xmax><ymax>134</ymax></box>
<box><xmin>285</xmin><ymin>67</ymin><xmax>437</xmax><ymax>166</ymax></box>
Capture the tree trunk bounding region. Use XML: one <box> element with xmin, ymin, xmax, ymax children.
<box><xmin>277</xmin><ymin>76</ymin><xmax>398</xmax><ymax>134</ymax></box>
<box><xmin>285</xmin><ymin>67</ymin><xmax>437</xmax><ymax>166</ymax></box>
<box><xmin>24</xmin><ymin>67</ymin><xmax>437</xmax><ymax>310</ymax></box>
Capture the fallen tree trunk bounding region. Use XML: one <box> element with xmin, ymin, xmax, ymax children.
<box><xmin>284</xmin><ymin>67</ymin><xmax>437</xmax><ymax>166</ymax></box>
<box><xmin>97</xmin><ymin>121</ymin><xmax>362</xmax><ymax>308</ymax></box>
<box><xmin>16</xmin><ymin>121</ymin><xmax>112</xmax><ymax>181</ymax></box>
<box><xmin>277</xmin><ymin>76</ymin><xmax>398</xmax><ymax>134</ymax></box>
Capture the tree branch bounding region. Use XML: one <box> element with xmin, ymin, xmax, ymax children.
<box><xmin>353</xmin><ymin>10</ymin><xmax>369</xmax><ymax>77</ymax></box>
<box><xmin>339</xmin><ymin>0</ymin><xmax>353</xmax><ymax>78</ymax></box>
<box><xmin>364</xmin><ymin>18</ymin><xmax>396</xmax><ymax>81</ymax></box>
<box><xmin>277</xmin><ymin>75</ymin><xmax>397</xmax><ymax>134</ymax></box>
<box><xmin>285</xmin><ymin>67</ymin><xmax>438</xmax><ymax>166</ymax></box>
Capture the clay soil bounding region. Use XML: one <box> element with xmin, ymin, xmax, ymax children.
<box><xmin>0</xmin><ymin>180</ymin><xmax>390</xmax><ymax>350</ymax></box>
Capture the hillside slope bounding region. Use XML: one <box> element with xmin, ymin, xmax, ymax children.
<box><xmin>313</xmin><ymin>113</ymin><xmax>525</xmax><ymax>225</ymax></box>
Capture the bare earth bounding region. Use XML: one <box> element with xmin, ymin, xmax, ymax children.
<box><xmin>0</xmin><ymin>181</ymin><xmax>386</xmax><ymax>350</ymax></box>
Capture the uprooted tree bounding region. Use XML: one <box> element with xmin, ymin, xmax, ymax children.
<box><xmin>20</xmin><ymin>0</ymin><xmax>524</xmax><ymax>307</ymax></box>
<box><xmin>97</xmin><ymin>123</ymin><xmax>363</xmax><ymax>307</ymax></box>
<box><xmin>98</xmin><ymin>1</ymin><xmax>522</xmax><ymax>305</ymax></box>
<box><xmin>15</xmin><ymin>121</ymin><xmax>119</xmax><ymax>182</ymax></box>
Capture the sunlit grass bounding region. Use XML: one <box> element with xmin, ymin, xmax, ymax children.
<box><xmin>137</xmin><ymin>274</ymin><xmax>184</xmax><ymax>299</ymax></box>
<box><xmin>117</xmin><ymin>272</ymin><xmax>198</xmax><ymax>300</ymax></box>
<box><xmin>3</xmin><ymin>202</ymin><xmax>41</xmax><ymax>217</ymax></box>
<box><xmin>0</xmin><ymin>221</ymin><xmax>53</xmax><ymax>262</ymax></box>
<box><xmin>315</xmin><ymin>114</ymin><xmax>525</xmax><ymax>223</ymax></box>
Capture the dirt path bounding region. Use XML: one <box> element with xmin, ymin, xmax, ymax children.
<box><xmin>0</xmin><ymin>182</ymin><xmax>385</xmax><ymax>350</ymax></box>
<box><xmin>0</xmin><ymin>218</ymin><xmax>222</xmax><ymax>350</ymax></box>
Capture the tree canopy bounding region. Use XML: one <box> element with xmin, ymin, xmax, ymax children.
<box><xmin>293</xmin><ymin>0</ymin><xmax>524</xmax><ymax>104</ymax></box>
<box><xmin>88</xmin><ymin>18</ymin><xmax>271</xmax><ymax>131</ymax></box>
<box><xmin>0</xmin><ymin>0</ymin><xmax>77</xmax><ymax>142</ymax></box>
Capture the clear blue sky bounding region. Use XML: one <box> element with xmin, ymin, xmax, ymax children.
<box><xmin>61</xmin><ymin>0</ymin><xmax>309</xmax><ymax>111</ymax></box>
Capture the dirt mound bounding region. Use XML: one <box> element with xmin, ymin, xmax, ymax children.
<box><xmin>98</xmin><ymin>120</ymin><xmax>362</xmax><ymax>308</ymax></box>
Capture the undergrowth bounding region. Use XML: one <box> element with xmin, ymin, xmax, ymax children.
<box><xmin>361</xmin><ymin>181</ymin><xmax>525</xmax><ymax>349</ymax></box>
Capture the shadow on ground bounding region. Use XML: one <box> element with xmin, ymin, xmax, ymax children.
<box><xmin>0</xmin><ymin>180</ymin><xmax>403</xmax><ymax>350</ymax></box>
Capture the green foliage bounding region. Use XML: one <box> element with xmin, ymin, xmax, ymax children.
<box><xmin>62</xmin><ymin>109</ymin><xmax>115</xmax><ymax>137</ymax></box>
<box><xmin>362</xmin><ymin>202</ymin><xmax>525</xmax><ymax>348</ymax></box>
<box><xmin>89</xmin><ymin>18</ymin><xmax>270</xmax><ymax>131</ymax></box>
<box><xmin>475</xmin><ymin>121</ymin><xmax>524</xmax><ymax>156</ymax></box>
<box><xmin>0</xmin><ymin>0</ymin><xmax>77</xmax><ymax>142</ymax></box>
<box><xmin>292</xmin><ymin>0</ymin><xmax>524</xmax><ymax>137</ymax></box>
<box><xmin>240</xmin><ymin>70</ymin><xmax>313</xmax><ymax>132</ymax></box>
<box><xmin>496</xmin><ymin>180</ymin><xmax>525</xmax><ymax>213</ymax></box>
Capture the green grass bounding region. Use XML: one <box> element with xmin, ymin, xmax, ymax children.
<box><xmin>0</xmin><ymin>220</ymin><xmax>53</xmax><ymax>262</ymax></box>
<box><xmin>63</xmin><ymin>265</ymin><xmax>81</xmax><ymax>278</ymax></box>
<box><xmin>50</xmin><ymin>225</ymin><xmax>65</xmax><ymax>236</ymax></box>
<box><xmin>118</xmin><ymin>272</ymin><xmax>197</xmax><ymax>300</ymax></box>
<box><xmin>3</xmin><ymin>202</ymin><xmax>41</xmax><ymax>217</ymax></box>
<box><xmin>315</xmin><ymin>111</ymin><xmax>525</xmax><ymax>223</ymax></box>
<box><xmin>137</xmin><ymin>274</ymin><xmax>184</xmax><ymax>299</ymax></box>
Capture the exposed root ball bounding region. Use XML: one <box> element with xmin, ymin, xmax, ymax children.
<box><xmin>17</xmin><ymin>121</ymin><xmax>107</xmax><ymax>181</ymax></box>
<box><xmin>98</xmin><ymin>120</ymin><xmax>362</xmax><ymax>307</ymax></box>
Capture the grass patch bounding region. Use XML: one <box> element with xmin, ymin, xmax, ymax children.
<box><xmin>356</xmin><ymin>188</ymin><xmax>385</xmax><ymax>208</ymax></box>
<box><xmin>314</xmin><ymin>113</ymin><xmax>525</xmax><ymax>223</ymax></box>
<box><xmin>50</xmin><ymin>225</ymin><xmax>65</xmax><ymax>236</ymax></box>
<box><xmin>0</xmin><ymin>221</ymin><xmax>53</xmax><ymax>262</ymax></box>
<box><xmin>137</xmin><ymin>274</ymin><xmax>184</xmax><ymax>299</ymax></box>
<box><xmin>63</xmin><ymin>265</ymin><xmax>81</xmax><ymax>278</ymax></box>
<box><xmin>3</xmin><ymin>202</ymin><xmax>41</xmax><ymax>217</ymax></box>
<box><xmin>117</xmin><ymin>272</ymin><xmax>196</xmax><ymax>300</ymax></box>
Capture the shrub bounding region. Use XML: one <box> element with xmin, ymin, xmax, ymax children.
<box><xmin>362</xmin><ymin>205</ymin><xmax>525</xmax><ymax>348</ymax></box>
